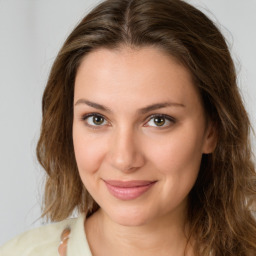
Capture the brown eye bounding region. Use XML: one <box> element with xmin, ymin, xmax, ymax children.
<box><xmin>146</xmin><ymin>114</ymin><xmax>175</xmax><ymax>128</ymax></box>
<box><xmin>153</xmin><ymin>117</ymin><xmax>165</xmax><ymax>126</ymax></box>
<box><xmin>82</xmin><ymin>114</ymin><xmax>108</xmax><ymax>128</ymax></box>
<box><xmin>92</xmin><ymin>115</ymin><xmax>105</xmax><ymax>125</ymax></box>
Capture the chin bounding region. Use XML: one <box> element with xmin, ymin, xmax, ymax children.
<box><xmin>106</xmin><ymin>206</ymin><xmax>154</xmax><ymax>227</ymax></box>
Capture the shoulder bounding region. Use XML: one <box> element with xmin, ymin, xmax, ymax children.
<box><xmin>0</xmin><ymin>217</ymin><xmax>77</xmax><ymax>256</ymax></box>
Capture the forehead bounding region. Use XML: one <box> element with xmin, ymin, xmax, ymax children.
<box><xmin>74</xmin><ymin>46</ymin><xmax>202</xmax><ymax>113</ymax></box>
<box><xmin>76</xmin><ymin>46</ymin><xmax>186</xmax><ymax>82</ymax></box>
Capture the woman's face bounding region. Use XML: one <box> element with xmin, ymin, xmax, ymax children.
<box><xmin>73</xmin><ymin>46</ymin><xmax>216</xmax><ymax>226</ymax></box>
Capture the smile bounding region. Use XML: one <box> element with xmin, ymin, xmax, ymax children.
<box><xmin>103</xmin><ymin>180</ymin><xmax>157</xmax><ymax>200</ymax></box>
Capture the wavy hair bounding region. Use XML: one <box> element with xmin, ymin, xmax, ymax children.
<box><xmin>37</xmin><ymin>0</ymin><xmax>256</xmax><ymax>254</ymax></box>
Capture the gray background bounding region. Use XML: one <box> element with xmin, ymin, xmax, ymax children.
<box><xmin>0</xmin><ymin>0</ymin><xmax>255</xmax><ymax>245</ymax></box>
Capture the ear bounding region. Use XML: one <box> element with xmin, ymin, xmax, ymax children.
<box><xmin>202</xmin><ymin>121</ymin><xmax>218</xmax><ymax>154</ymax></box>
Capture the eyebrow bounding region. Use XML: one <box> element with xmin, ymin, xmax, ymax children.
<box><xmin>74</xmin><ymin>99</ymin><xmax>185</xmax><ymax>114</ymax></box>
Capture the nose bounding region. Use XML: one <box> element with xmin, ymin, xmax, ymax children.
<box><xmin>107</xmin><ymin>127</ymin><xmax>145</xmax><ymax>173</ymax></box>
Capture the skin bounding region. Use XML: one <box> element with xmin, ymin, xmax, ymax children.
<box><xmin>72</xmin><ymin>46</ymin><xmax>216</xmax><ymax>256</ymax></box>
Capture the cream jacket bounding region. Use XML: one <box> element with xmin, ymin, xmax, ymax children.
<box><xmin>0</xmin><ymin>213</ymin><xmax>92</xmax><ymax>256</ymax></box>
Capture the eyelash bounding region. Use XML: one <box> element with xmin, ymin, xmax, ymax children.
<box><xmin>81</xmin><ymin>113</ymin><xmax>176</xmax><ymax>130</ymax></box>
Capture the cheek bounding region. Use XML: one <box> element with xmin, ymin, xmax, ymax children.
<box><xmin>144</xmin><ymin>127</ymin><xmax>204</xmax><ymax>212</ymax></box>
<box><xmin>147</xmin><ymin>125</ymin><xmax>204</xmax><ymax>183</ymax></box>
<box><xmin>73</xmin><ymin>126</ymin><xmax>106</xmax><ymax>177</ymax></box>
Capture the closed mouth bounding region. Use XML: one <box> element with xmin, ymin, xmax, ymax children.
<box><xmin>103</xmin><ymin>179</ymin><xmax>157</xmax><ymax>200</ymax></box>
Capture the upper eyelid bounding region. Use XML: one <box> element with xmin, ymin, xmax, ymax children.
<box><xmin>148</xmin><ymin>114</ymin><xmax>175</xmax><ymax>121</ymax></box>
<box><xmin>82</xmin><ymin>113</ymin><xmax>109</xmax><ymax>122</ymax></box>
<box><xmin>81</xmin><ymin>112</ymin><xmax>174</xmax><ymax>120</ymax></box>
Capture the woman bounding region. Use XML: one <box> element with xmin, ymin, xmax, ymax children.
<box><xmin>1</xmin><ymin>0</ymin><xmax>256</xmax><ymax>255</ymax></box>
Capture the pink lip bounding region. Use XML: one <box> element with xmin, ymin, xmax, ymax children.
<box><xmin>104</xmin><ymin>180</ymin><xmax>157</xmax><ymax>200</ymax></box>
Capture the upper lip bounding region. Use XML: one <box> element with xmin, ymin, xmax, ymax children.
<box><xmin>104</xmin><ymin>180</ymin><xmax>156</xmax><ymax>188</ymax></box>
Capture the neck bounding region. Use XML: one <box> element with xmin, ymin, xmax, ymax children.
<box><xmin>85</xmin><ymin>203</ymin><xmax>194</xmax><ymax>256</ymax></box>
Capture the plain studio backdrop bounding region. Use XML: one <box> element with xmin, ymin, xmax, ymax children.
<box><xmin>0</xmin><ymin>0</ymin><xmax>255</xmax><ymax>246</ymax></box>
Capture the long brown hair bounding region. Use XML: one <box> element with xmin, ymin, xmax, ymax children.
<box><xmin>37</xmin><ymin>0</ymin><xmax>256</xmax><ymax>254</ymax></box>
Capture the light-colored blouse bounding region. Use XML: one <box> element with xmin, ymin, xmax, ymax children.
<box><xmin>0</xmin><ymin>213</ymin><xmax>92</xmax><ymax>256</ymax></box>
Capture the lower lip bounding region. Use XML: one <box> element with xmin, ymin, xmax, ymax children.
<box><xmin>104</xmin><ymin>182</ymin><xmax>156</xmax><ymax>200</ymax></box>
